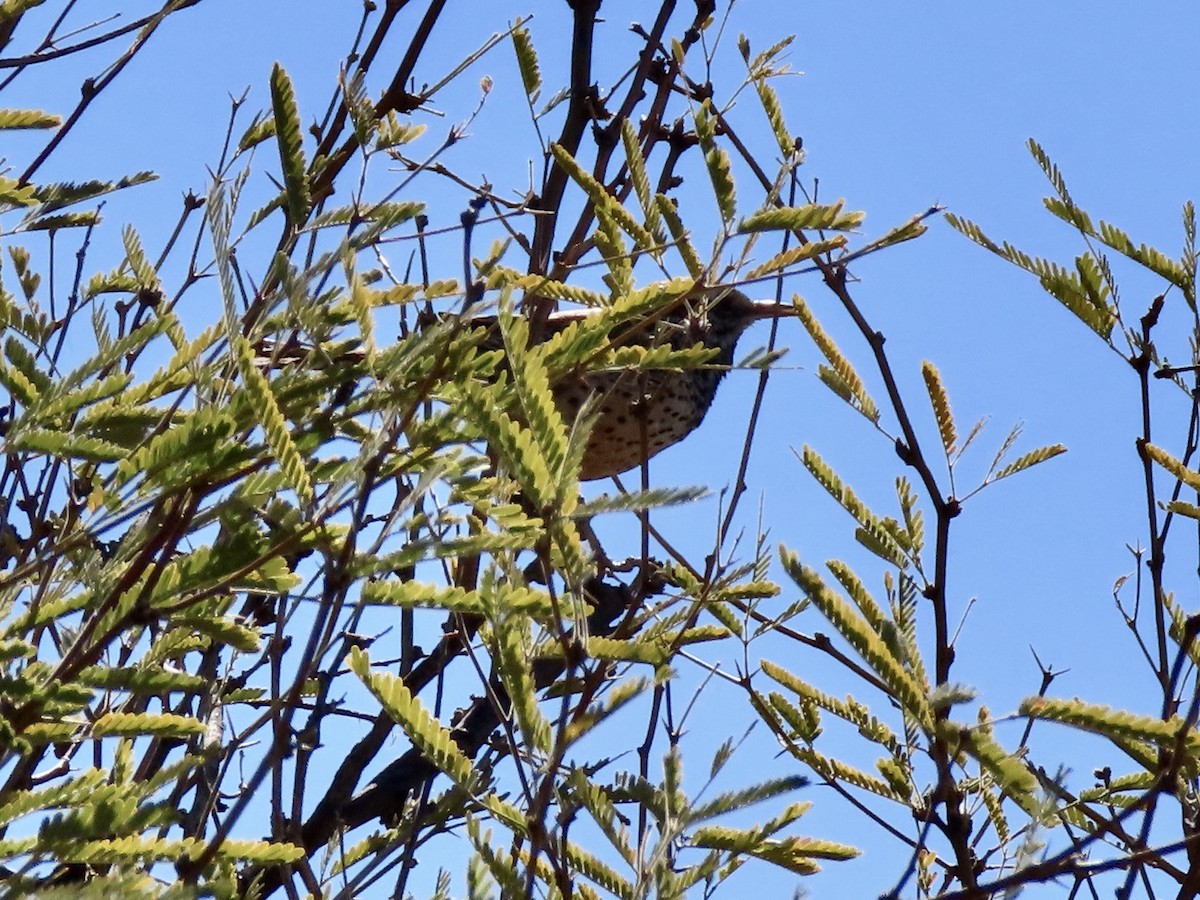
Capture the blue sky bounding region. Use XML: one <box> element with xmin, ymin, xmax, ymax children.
<box><xmin>7</xmin><ymin>1</ymin><xmax>1200</xmax><ymax>896</ymax></box>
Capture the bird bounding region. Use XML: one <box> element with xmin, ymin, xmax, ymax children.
<box><xmin>479</xmin><ymin>288</ymin><xmax>793</xmax><ymax>481</ymax></box>
<box><xmin>255</xmin><ymin>287</ymin><xmax>792</xmax><ymax>481</ymax></box>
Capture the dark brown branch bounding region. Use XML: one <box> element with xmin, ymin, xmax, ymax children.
<box><xmin>18</xmin><ymin>1</ymin><xmax>202</xmax><ymax>183</ymax></box>
<box><xmin>250</xmin><ymin>576</ymin><xmax>638</xmax><ymax>898</ymax></box>
<box><xmin>527</xmin><ymin>0</ymin><xmax>601</xmax><ymax>277</ymax></box>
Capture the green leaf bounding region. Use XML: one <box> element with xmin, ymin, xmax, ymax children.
<box><xmin>468</xmin><ymin>822</ymin><xmax>528</xmax><ymax>899</ymax></box>
<box><xmin>24</xmin><ymin>211</ymin><xmax>100</xmax><ymax>230</ymax></box>
<box><xmin>233</xmin><ymin>334</ymin><xmax>314</xmax><ymax>505</ymax></box>
<box><xmin>1167</xmin><ymin>499</ymin><xmax>1200</xmax><ymax>520</ymax></box>
<box><xmin>85</xmin><ymin>270</ymin><xmax>140</xmax><ymax>299</ymax></box>
<box><xmin>989</xmin><ymin>443</ymin><xmax>1066</xmax><ymax>482</ymax></box>
<box><xmin>375</xmin><ymin>113</ymin><xmax>426</xmax><ymax>150</ymax></box>
<box><xmin>269</xmin><ymin>63</ymin><xmax>311</xmax><ymax>226</ymax></box>
<box><xmin>237</xmin><ymin>111</ymin><xmax>276</xmax><ymax>151</ymax></box>
<box><xmin>0</xmin><ymin>0</ymin><xmax>48</xmax><ymax>20</ymax></box>
<box><xmin>761</xmin><ymin>661</ymin><xmax>901</xmax><ymax>754</ymax></box>
<box><xmin>656</xmin><ymin>194</ymin><xmax>705</xmax><ymax>278</ymax></box>
<box><xmin>0</xmin><ymin>770</ymin><xmax>110</xmax><ymax>831</ymax></box>
<box><xmin>174</xmin><ymin>614</ymin><xmax>262</xmax><ymax>652</ymax></box>
<box><xmin>10</xmin><ymin>427</ymin><xmax>126</xmax><ymax>462</ymax></box>
<box><xmin>620</xmin><ymin>119</ymin><xmax>665</xmax><ymax>256</ymax></box>
<box><xmin>550</xmin><ymin>143</ymin><xmax>658</xmax><ymax>256</ymax></box>
<box><xmin>244</xmin><ymin>192</ymin><xmax>285</xmax><ymax>231</ymax></box>
<box><xmin>563</xmin><ymin>678</ymin><xmax>648</xmax><ymax>748</ymax></box>
<box><xmin>0</xmin><ymin>356</ymin><xmax>40</xmax><ymax>406</ymax></box>
<box><xmin>690</xmin><ymin>825</ymin><xmax>855</xmax><ymax>875</ymax></box>
<box><xmin>869</xmin><ymin>210</ymin><xmax>932</xmax><ymax>252</ymax></box>
<box><xmin>0</xmin><ymin>108</ymin><xmax>61</xmax><ymax>129</ymax></box>
<box><xmin>360</xmin><ymin>580</ymin><xmax>484</xmax><ymax>613</ymax></box>
<box><xmin>585</xmin><ymin>636</ymin><xmax>671</xmax><ymax>667</ymax></box>
<box><xmin>695</xmin><ymin>100</ymin><xmax>736</xmax><ymax>224</ymax></box>
<box><xmin>115</xmin><ymin>406</ymin><xmax>238</xmax><ymax>488</ymax></box>
<box><xmin>511</xmin><ymin>21</ymin><xmax>542</xmax><ymax>104</ymax></box>
<box><xmin>61</xmin><ymin>316</ymin><xmax>170</xmax><ymax>394</ymax></box>
<box><xmin>121</xmin><ymin>225</ymin><xmax>161</xmax><ymax>293</ymax></box>
<box><xmin>781</xmin><ymin>551</ymin><xmax>931</xmax><ymax>730</ymax></box>
<box><xmin>690</xmin><ymin>774</ymin><xmax>810</xmax><ymax>824</ymax></box>
<box><xmin>744</xmin><ymin>34</ymin><xmax>796</xmax><ymax>79</ymax></box>
<box><xmin>593</xmin><ymin>209</ymin><xmax>633</xmax><ymax>297</ymax></box>
<box><xmin>32</xmin><ymin>171</ymin><xmax>156</xmax><ymax>213</ymax></box>
<box><xmin>785</xmin><ymin>742</ymin><xmax>902</xmax><ymax>800</ymax></box>
<box><xmin>1098</xmin><ymin>219</ymin><xmax>1191</xmax><ymax>287</ymax></box>
<box><xmin>895</xmin><ymin>477</ymin><xmax>925</xmax><ymax>554</ymax></box>
<box><xmin>945</xmin><ymin>211</ymin><xmax>1117</xmax><ymax>339</ymax></box>
<box><xmin>0</xmin><ymin>174</ymin><xmax>39</xmax><ymax>208</ymax></box>
<box><xmin>27</xmin><ymin>372</ymin><xmax>132</xmax><ymax>423</ymax></box>
<box><xmin>745</xmin><ymin>238</ymin><xmax>847</xmax><ymax>280</ymax></box>
<box><xmin>799</xmin><ymin>446</ymin><xmax>905</xmax><ymax>566</ymax></box>
<box><xmin>341</xmin><ymin>67</ymin><xmax>376</xmax><ymax>145</ymax></box>
<box><xmin>364</xmin><ymin>578</ymin><xmax>555</xmax><ymax>617</ymax></box>
<box><xmin>502</xmin><ymin>297</ymin><xmax>574</xmax><ymax>493</ymax></box>
<box><xmin>793</xmin><ymin>296</ymin><xmax>878</xmax><ymax>423</ymax></box>
<box><xmin>355</xmin><ymin>527</ymin><xmax>543</xmax><ymax>577</ymax></box>
<box><xmin>574</xmin><ymin>485</ymin><xmax>707</xmax><ymax>517</ymax></box>
<box><xmin>132</xmin><ymin>318</ymin><xmax>220</xmax><ymax>398</ymax></box>
<box><xmin>350</xmin><ymin>646</ymin><xmax>477</xmax><ymax>790</ymax></box>
<box><xmin>564</xmin><ymin>771</ymin><xmax>635</xmax><ymax>867</ymax></box>
<box><xmin>825</xmin><ymin>560</ymin><xmax>890</xmax><ymax>635</ymax></box>
<box><xmin>739</xmin><ymin>203</ymin><xmax>865</xmax><ymax>234</ymax></box>
<box><xmin>921</xmin><ymin>361</ymin><xmax>957</xmax><ymax>458</ymax></box>
<box><xmin>91</xmin><ymin>712</ymin><xmax>206</xmax><ymax>739</ymax></box>
<box><xmin>751</xmin><ymin>76</ymin><xmax>795</xmax><ymax>159</ymax></box>
<box><xmin>486</xmin><ymin>268</ymin><xmax>608</xmax><ymax>306</ymax></box>
<box><xmin>77</xmin><ymin>665</ymin><xmax>205</xmax><ymax>694</ymax></box>
<box><xmin>493</xmin><ymin>611</ymin><xmax>551</xmax><ymax>753</ymax></box>
<box><xmin>940</xmin><ymin>719</ymin><xmax>1038</xmax><ymax>813</ymax></box>
<box><xmin>310</xmin><ymin>199</ymin><xmax>424</xmax><ymax>230</ymax></box>
<box><xmin>58</xmin><ymin>835</ymin><xmax>300</xmax><ymax>866</ymax></box>
<box><xmin>1022</xmin><ymin>696</ymin><xmax>1200</xmax><ymax>753</ymax></box>
<box><xmin>1043</xmin><ymin>196</ymin><xmax>1094</xmax><ymax>233</ymax></box>
<box><xmin>561</xmin><ymin>836</ymin><xmax>637</xmax><ymax>898</ymax></box>
<box><xmin>457</xmin><ymin>379</ymin><xmax>552</xmax><ymax>502</ymax></box>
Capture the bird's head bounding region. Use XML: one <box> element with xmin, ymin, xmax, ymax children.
<box><xmin>687</xmin><ymin>287</ymin><xmax>795</xmax><ymax>348</ymax></box>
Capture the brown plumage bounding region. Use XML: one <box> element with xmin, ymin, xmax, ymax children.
<box><xmin>479</xmin><ymin>289</ymin><xmax>792</xmax><ymax>480</ymax></box>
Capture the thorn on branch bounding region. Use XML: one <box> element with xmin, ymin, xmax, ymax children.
<box><xmin>1155</xmin><ymin>363</ymin><xmax>1200</xmax><ymax>379</ymax></box>
<box><xmin>1128</xmin><ymin>348</ymin><xmax>1151</xmax><ymax>375</ymax></box>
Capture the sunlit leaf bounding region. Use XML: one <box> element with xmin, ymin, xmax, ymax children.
<box><xmin>270</xmin><ymin>62</ymin><xmax>311</xmax><ymax>226</ymax></box>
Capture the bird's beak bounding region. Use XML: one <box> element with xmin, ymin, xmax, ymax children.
<box><xmin>747</xmin><ymin>299</ymin><xmax>799</xmax><ymax>320</ymax></box>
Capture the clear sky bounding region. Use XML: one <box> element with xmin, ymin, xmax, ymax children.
<box><xmin>7</xmin><ymin>1</ymin><xmax>1200</xmax><ymax>896</ymax></box>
